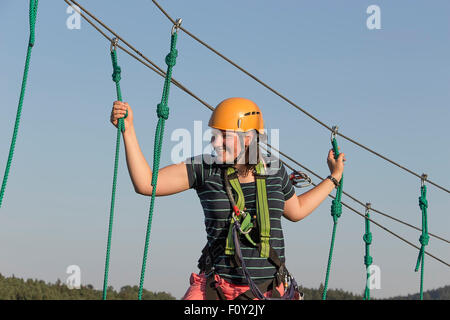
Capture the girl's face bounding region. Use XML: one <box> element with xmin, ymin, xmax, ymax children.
<box><xmin>210</xmin><ymin>129</ymin><xmax>244</xmax><ymax>164</ymax></box>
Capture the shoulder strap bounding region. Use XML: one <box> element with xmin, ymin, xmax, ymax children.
<box><xmin>224</xmin><ymin>166</ymin><xmax>243</xmax><ymax>255</ymax></box>
<box><xmin>223</xmin><ymin>162</ymin><xmax>271</xmax><ymax>258</ymax></box>
<box><xmin>255</xmin><ymin>162</ymin><xmax>271</xmax><ymax>258</ymax></box>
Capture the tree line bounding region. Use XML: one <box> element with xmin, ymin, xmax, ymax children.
<box><xmin>0</xmin><ymin>273</ymin><xmax>175</xmax><ymax>300</ymax></box>
<box><xmin>0</xmin><ymin>273</ymin><xmax>448</xmax><ymax>300</ymax></box>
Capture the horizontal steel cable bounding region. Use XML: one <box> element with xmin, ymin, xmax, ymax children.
<box><xmin>64</xmin><ymin>0</ymin><xmax>450</xmax><ymax>267</ymax></box>
<box><xmin>258</xmin><ymin>144</ymin><xmax>450</xmax><ymax>268</ymax></box>
<box><xmin>260</xmin><ymin>142</ymin><xmax>450</xmax><ymax>245</ymax></box>
<box><xmin>65</xmin><ymin>0</ymin><xmax>215</xmax><ymax>113</ymax></box>
<box><xmin>150</xmin><ymin>0</ymin><xmax>449</xmax><ymax>195</ymax></box>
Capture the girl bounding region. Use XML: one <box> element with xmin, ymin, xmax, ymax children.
<box><xmin>110</xmin><ymin>97</ymin><xmax>346</xmax><ymax>300</ymax></box>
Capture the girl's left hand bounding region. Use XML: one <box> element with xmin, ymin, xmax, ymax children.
<box><xmin>327</xmin><ymin>147</ymin><xmax>346</xmax><ymax>182</ymax></box>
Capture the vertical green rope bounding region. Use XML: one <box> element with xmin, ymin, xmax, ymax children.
<box><xmin>0</xmin><ymin>0</ymin><xmax>39</xmax><ymax>208</ymax></box>
<box><xmin>415</xmin><ymin>175</ymin><xmax>429</xmax><ymax>300</ymax></box>
<box><xmin>102</xmin><ymin>44</ymin><xmax>128</xmax><ymax>300</ymax></box>
<box><xmin>322</xmin><ymin>132</ymin><xmax>344</xmax><ymax>300</ymax></box>
<box><xmin>363</xmin><ymin>203</ymin><xmax>373</xmax><ymax>300</ymax></box>
<box><xmin>138</xmin><ymin>30</ymin><xmax>178</xmax><ymax>300</ymax></box>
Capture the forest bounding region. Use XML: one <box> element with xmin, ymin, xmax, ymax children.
<box><xmin>0</xmin><ymin>273</ymin><xmax>448</xmax><ymax>300</ymax></box>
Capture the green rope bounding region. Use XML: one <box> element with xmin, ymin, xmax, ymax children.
<box><xmin>138</xmin><ymin>31</ymin><xmax>178</xmax><ymax>300</ymax></box>
<box><xmin>415</xmin><ymin>178</ymin><xmax>429</xmax><ymax>300</ymax></box>
<box><xmin>322</xmin><ymin>135</ymin><xmax>344</xmax><ymax>300</ymax></box>
<box><xmin>0</xmin><ymin>0</ymin><xmax>39</xmax><ymax>208</ymax></box>
<box><xmin>363</xmin><ymin>203</ymin><xmax>373</xmax><ymax>300</ymax></box>
<box><xmin>102</xmin><ymin>45</ymin><xmax>128</xmax><ymax>300</ymax></box>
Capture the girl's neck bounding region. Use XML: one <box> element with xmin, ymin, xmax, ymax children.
<box><xmin>234</xmin><ymin>163</ymin><xmax>254</xmax><ymax>177</ymax></box>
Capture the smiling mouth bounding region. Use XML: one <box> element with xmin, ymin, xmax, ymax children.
<box><xmin>215</xmin><ymin>147</ymin><xmax>227</xmax><ymax>153</ymax></box>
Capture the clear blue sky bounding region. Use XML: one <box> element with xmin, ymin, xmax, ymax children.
<box><xmin>0</xmin><ymin>0</ymin><xmax>449</xmax><ymax>299</ymax></box>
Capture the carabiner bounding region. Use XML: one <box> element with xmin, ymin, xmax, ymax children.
<box><xmin>289</xmin><ymin>170</ymin><xmax>312</xmax><ymax>188</ymax></box>
<box><xmin>232</xmin><ymin>214</ymin><xmax>253</xmax><ymax>235</ymax></box>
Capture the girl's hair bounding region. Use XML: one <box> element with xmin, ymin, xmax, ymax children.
<box><xmin>237</xmin><ymin>130</ymin><xmax>266</xmax><ymax>175</ymax></box>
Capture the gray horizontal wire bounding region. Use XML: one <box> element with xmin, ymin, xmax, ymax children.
<box><xmin>258</xmin><ymin>144</ymin><xmax>450</xmax><ymax>268</ymax></box>
<box><xmin>260</xmin><ymin>142</ymin><xmax>450</xmax><ymax>245</ymax></box>
<box><xmin>65</xmin><ymin>0</ymin><xmax>215</xmax><ymax>112</ymax></box>
<box><xmin>63</xmin><ymin>0</ymin><xmax>450</xmax><ymax>268</ymax></box>
<box><xmin>150</xmin><ymin>0</ymin><xmax>449</xmax><ymax>195</ymax></box>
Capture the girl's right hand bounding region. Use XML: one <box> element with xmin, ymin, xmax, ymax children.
<box><xmin>110</xmin><ymin>101</ymin><xmax>133</xmax><ymax>131</ymax></box>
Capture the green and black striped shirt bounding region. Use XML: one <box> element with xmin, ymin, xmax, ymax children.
<box><xmin>185</xmin><ymin>154</ymin><xmax>296</xmax><ymax>284</ymax></box>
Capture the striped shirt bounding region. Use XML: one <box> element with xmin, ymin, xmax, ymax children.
<box><xmin>185</xmin><ymin>153</ymin><xmax>296</xmax><ymax>284</ymax></box>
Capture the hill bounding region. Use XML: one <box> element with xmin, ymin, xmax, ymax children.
<box><xmin>387</xmin><ymin>285</ymin><xmax>450</xmax><ymax>300</ymax></box>
<box><xmin>0</xmin><ymin>273</ymin><xmax>175</xmax><ymax>300</ymax></box>
<box><xmin>299</xmin><ymin>283</ymin><xmax>450</xmax><ymax>300</ymax></box>
<box><xmin>0</xmin><ymin>273</ymin><xmax>448</xmax><ymax>300</ymax></box>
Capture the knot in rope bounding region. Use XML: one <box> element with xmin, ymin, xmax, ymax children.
<box><xmin>364</xmin><ymin>255</ymin><xmax>373</xmax><ymax>266</ymax></box>
<box><xmin>419</xmin><ymin>234</ymin><xmax>430</xmax><ymax>246</ymax></box>
<box><xmin>363</xmin><ymin>232</ymin><xmax>372</xmax><ymax>245</ymax></box>
<box><xmin>138</xmin><ymin>28</ymin><xmax>179</xmax><ymax>300</ymax></box>
<box><xmin>165</xmin><ymin>49</ymin><xmax>178</xmax><ymax>67</ymax></box>
<box><xmin>414</xmin><ymin>183</ymin><xmax>428</xmax><ymax>299</ymax></box>
<box><xmin>157</xmin><ymin>103</ymin><xmax>170</xmax><ymax>120</ymax></box>
<box><xmin>419</xmin><ymin>196</ymin><xmax>428</xmax><ymax>210</ymax></box>
<box><xmin>112</xmin><ymin>64</ymin><xmax>121</xmax><ymax>83</ymax></box>
<box><xmin>330</xmin><ymin>199</ymin><xmax>342</xmax><ymax>222</ymax></box>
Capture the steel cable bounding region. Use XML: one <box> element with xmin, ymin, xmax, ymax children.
<box><xmin>63</xmin><ymin>0</ymin><xmax>450</xmax><ymax>268</ymax></box>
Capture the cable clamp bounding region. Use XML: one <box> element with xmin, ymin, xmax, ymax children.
<box><xmin>421</xmin><ymin>173</ymin><xmax>428</xmax><ymax>188</ymax></box>
<box><xmin>110</xmin><ymin>37</ymin><xmax>119</xmax><ymax>52</ymax></box>
<box><xmin>171</xmin><ymin>18</ymin><xmax>183</xmax><ymax>35</ymax></box>
<box><xmin>331</xmin><ymin>125</ymin><xmax>339</xmax><ymax>142</ymax></box>
<box><xmin>365</xmin><ymin>202</ymin><xmax>371</xmax><ymax>216</ymax></box>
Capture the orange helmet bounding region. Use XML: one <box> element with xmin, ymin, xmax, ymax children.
<box><xmin>208</xmin><ymin>97</ymin><xmax>264</xmax><ymax>134</ymax></box>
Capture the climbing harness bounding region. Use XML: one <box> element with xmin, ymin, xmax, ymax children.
<box><xmin>198</xmin><ymin>161</ymin><xmax>303</xmax><ymax>300</ymax></box>
<box><xmin>224</xmin><ymin>163</ymin><xmax>271</xmax><ymax>258</ymax></box>
<box><xmin>415</xmin><ymin>174</ymin><xmax>429</xmax><ymax>300</ymax></box>
<box><xmin>322</xmin><ymin>126</ymin><xmax>344</xmax><ymax>300</ymax></box>
<box><xmin>0</xmin><ymin>0</ymin><xmax>39</xmax><ymax>208</ymax></box>
<box><xmin>102</xmin><ymin>37</ymin><xmax>128</xmax><ymax>300</ymax></box>
<box><xmin>363</xmin><ymin>203</ymin><xmax>373</xmax><ymax>300</ymax></box>
<box><xmin>137</xmin><ymin>18</ymin><xmax>181</xmax><ymax>300</ymax></box>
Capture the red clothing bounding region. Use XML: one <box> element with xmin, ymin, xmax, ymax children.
<box><xmin>182</xmin><ymin>272</ymin><xmax>284</xmax><ymax>300</ymax></box>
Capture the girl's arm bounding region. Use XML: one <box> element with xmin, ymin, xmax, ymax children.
<box><xmin>113</xmin><ymin>101</ymin><xmax>190</xmax><ymax>196</ymax></box>
<box><xmin>283</xmin><ymin>149</ymin><xmax>346</xmax><ymax>222</ymax></box>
